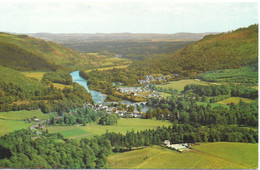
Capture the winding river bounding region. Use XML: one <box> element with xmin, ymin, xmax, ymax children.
<box><xmin>70</xmin><ymin>70</ymin><xmax>150</xmax><ymax>112</ymax></box>
<box><xmin>70</xmin><ymin>71</ymin><xmax>106</xmax><ymax>104</ymax></box>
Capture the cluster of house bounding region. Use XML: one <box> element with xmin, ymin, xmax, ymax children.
<box><xmin>147</xmin><ymin>92</ymin><xmax>162</xmax><ymax>98</ymax></box>
<box><xmin>163</xmin><ymin>140</ymin><xmax>191</xmax><ymax>153</ymax></box>
<box><xmin>90</xmin><ymin>104</ymin><xmax>144</xmax><ymax>118</ymax></box>
<box><xmin>138</xmin><ymin>75</ymin><xmax>166</xmax><ymax>85</ymax></box>
<box><xmin>116</xmin><ymin>87</ymin><xmax>149</xmax><ymax>94</ymax></box>
<box><xmin>116</xmin><ymin>86</ymin><xmax>162</xmax><ymax>99</ymax></box>
<box><xmin>138</xmin><ymin>74</ymin><xmax>180</xmax><ymax>85</ymax></box>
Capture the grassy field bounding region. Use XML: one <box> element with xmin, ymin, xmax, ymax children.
<box><xmin>0</xmin><ymin>109</ymin><xmax>49</xmax><ymax>120</ymax></box>
<box><xmin>197</xmin><ymin>65</ymin><xmax>258</xmax><ymax>85</ymax></box>
<box><xmin>217</xmin><ymin>97</ymin><xmax>255</xmax><ymax>105</ymax></box>
<box><xmin>21</xmin><ymin>71</ymin><xmax>46</xmax><ymax>81</ymax></box>
<box><xmin>159</xmin><ymin>92</ymin><xmax>172</xmax><ymax>97</ymax></box>
<box><xmin>52</xmin><ymin>83</ymin><xmax>73</xmax><ymax>90</ymax></box>
<box><xmin>0</xmin><ymin>119</ymin><xmax>34</xmax><ymax>136</ymax></box>
<box><xmin>84</xmin><ymin>64</ymin><xmax>130</xmax><ymax>73</ymax></box>
<box><xmin>157</xmin><ymin>79</ymin><xmax>219</xmax><ymax>91</ymax></box>
<box><xmin>108</xmin><ymin>143</ymin><xmax>258</xmax><ymax>169</ymax></box>
<box><xmin>0</xmin><ymin>110</ymin><xmax>50</xmax><ymax>136</ymax></box>
<box><xmin>196</xmin><ymin>101</ymin><xmax>230</xmax><ymax>109</ymax></box>
<box><xmin>47</xmin><ymin>118</ymin><xmax>172</xmax><ymax>139</ymax></box>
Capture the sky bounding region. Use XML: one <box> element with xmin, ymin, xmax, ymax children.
<box><xmin>0</xmin><ymin>0</ymin><xmax>258</xmax><ymax>34</ymax></box>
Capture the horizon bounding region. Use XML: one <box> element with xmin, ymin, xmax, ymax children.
<box><xmin>0</xmin><ymin>0</ymin><xmax>258</xmax><ymax>34</ymax></box>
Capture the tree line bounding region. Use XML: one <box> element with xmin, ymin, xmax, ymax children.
<box><xmin>0</xmin><ymin>129</ymin><xmax>112</xmax><ymax>169</ymax></box>
<box><xmin>48</xmin><ymin>107</ymin><xmax>118</xmax><ymax>126</ymax></box>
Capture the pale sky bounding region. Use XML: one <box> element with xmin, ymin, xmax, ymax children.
<box><xmin>0</xmin><ymin>0</ymin><xmax>258</xmax><ymax>33</ymax></box>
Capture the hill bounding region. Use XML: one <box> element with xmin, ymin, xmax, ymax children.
<box><xmin>131</xmin><ymin>24</ymin><xmax>258</xmax><ymax>76</ymax></box>
<box><xmin>0</xmin><ymin>33</ymin><xmax>91</xmax><ymax>71</ymax></box>
<box><xmin>0</xmin><ymin>66</ymin><xmax>42</xmax><ymax>91</ymax></box>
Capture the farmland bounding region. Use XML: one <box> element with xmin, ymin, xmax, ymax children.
<box><xmin>0</xmin><ymin>110</ymin><xmax>50</xmax><ymax>136</ymax></box>
<box><xmin>47</xmin><ymin>118</ymin><xmax>172</xmax><ymax>139</ymax></box>
<box><xmin>157</xmin><ymin>79</ymin><xmax>218</xmax><ymax>91</ymax></box>
<box><xmin>0</xmin><ymin>119</ymin><xmax>34</xmax><ymax>136</ymax></box>
<box><xmin>84</xmin><ymin>64</ymin><xmax>130</xmax><ymax>73</ymax></box>
<box><xmin>217</xmin><ymin>97</ymin><xmax>255</xmax><ymax>105</ymax></box>
<box><xmin>108</xmin><ymin>143</ymin><xmax>258</xmax><ymax>169</ymax></box>
<box><xmin>0</xmin><ymin>109</ymin><xmax>49</xmax><ymax>121</ymax></box>
<box><xmin>52</xmin><ymin>83</ymin><xmax>73</xmax><ymax>90</ymax></box>
<box><xmin>21</xmin><ymin>71</ymin><xmax>46</xmax><ymax>81</ymax></box>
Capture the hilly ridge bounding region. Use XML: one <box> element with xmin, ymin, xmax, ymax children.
<box><xmin>0</xmin><ymin>33</ymin><xmax>91</xmax><ymax>71</ymax></box>
<box><xmin>132</xmin><ymin>24</ymin><xmax>258</xmax><ymax>76</ymax></box>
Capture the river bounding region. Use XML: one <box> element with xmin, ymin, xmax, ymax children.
<box><xmin>70</xmin><ymin>71</ymin><xmax>106</xmax><ymax>104</ymax></box>
<box><xmin>70</xmin><ymin>70</ymin><xmax>151</xmax><ymax>112</ymax></box>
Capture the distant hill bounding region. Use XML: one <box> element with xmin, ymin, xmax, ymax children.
<box><xmin>27</xmin><ymin>32</ymin><xmax>215</xmax><ymax>60</ymax></box>
<box><xmin>133</xmin><ymin>24</ymin><xmax>258</xmax><ymax>76</ymax></box>
<box><xmin>27</xmin><ymin>32</ymin><xmax>217</xmax><ymax>43</ymax></box>
<box><xmin>0</xmin><ymin>33</ymin><xmax>91</xmax><ymax>71</ymax></box>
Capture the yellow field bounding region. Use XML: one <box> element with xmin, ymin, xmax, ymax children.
<box><xmin>157</xmin><ymin>79</ymin><xmax>219</xmax><ymax>91</ymax></box>
<box><xmin>52</xmin><ymin>83</ymin><xmax>73</xmax><ymax>90</ymax></box>
<box><xmin>217</xmin><ymin>97</ymin><xmax>255</xmax><ymax>105</ymax></box>
<box><xmin>108</xmin><ymin>143</ymin><xmax>258</xmax><ymax>169</ymax></box>
<box><xmin>85</xmin><ymin>65</ymin><xmax>130</xmax><ymax>73</ymax></box>
<box><xmin>21</xmin><ymin>71</ymin><xmax>46</xmax><ymax>81</ymax></box>
<box><xmin>252</xmin><ymin>86</ymin><xmax>258</xmax><ymax>90</ymax></box>
<box><xmin>159</xmin><ymin>92</ymin><xmax>172</xmax><ymax>97</ymax></box>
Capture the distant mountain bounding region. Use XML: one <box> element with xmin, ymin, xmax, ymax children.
<box><xmin>131</xmin><ymin>24</ymin><xmax>258</xmax><ymax>76</ymax></box>
<box><xmin>27</xmin><ymin>32</ymin><xmax>217</xmax><ymax>43</ymax></box>
<box><xmin>0</xmin><ymin>33</ymin><xmax>91</xmax><ymax>71</ymax></box>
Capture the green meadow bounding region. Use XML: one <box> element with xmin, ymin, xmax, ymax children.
<box><xmin>21</xmin><ymin>71</ymin><xmax>46</xmax><ymax>81</ymax></box>
<box><xmin>0</xmin><ymin>109</ymin><xmax>49</xmax><ymax>121</ymax></box>
<box><xmin>47</xmin><ymin>118</ymin><xmax>172</xmax><ymax>139</ymax></box>
<box><xmin>157</xmin><ymin>79</ymin><xmax>219</xmax><ymax>91</ymax></box>
<box><xmin>0</xmin><ymin>110</ymin><xmax>50</xmax><ymax>136</ymax></box>
<box><xmin>217</xmin><ymin>97</ymin><xmax>255</xmax><ymax>105</ymax></box>
<box><xmin>0</xmin><ymin>119</ymin><xmax>34</xmax><ymax>136</ymax></box>
<box><xmin>108</xmin><ymin>143</ymin><xmax>258</xmax><ymax>169</ymax></box>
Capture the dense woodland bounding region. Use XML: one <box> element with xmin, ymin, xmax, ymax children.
<box><xmin>0</xmin><ymin>130</ymin><xmax>112</xmax><ymax>169</ymax></box>
<box><xmin>48</xmin><ymin>107</ymin><xmax>118</xmax><ymax>126</ymax></box>
<box><xmin>145</xmin><ymin>83</ymin><xmax>258</xmax><ymax>126</ymax></box>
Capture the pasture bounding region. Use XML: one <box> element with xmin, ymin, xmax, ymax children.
<box><xmin>0</xmin><ymin>110</ymin><xmax>50</xmax><ymax>136</ymax></box>
<box><xmin>108</xmin><ymin>143</ymin><xmax>257</xmax><ymax>169</ymax></box>
<box><xmin>84</xmin><ymin>65</ymin><xmax>129</xmax><ymax>73</ymax></box>
<box><xmin>47</xmin><ymin>118</ymin><xmax>172</xmax><ymax>139</ymax></box>
<box><xmin>52</xmin><ymin>83</ymin><xmax>73</xmax><ymax>90</ymax></box>
<box><xmin>21</xmin><ymin>71</ymin><xmax>46</xmax><ymax>81</ymax></box>
<box><xmin>0</xmin><ymin>109</ymin><xmax>49</xmax><ymax>120</ymax></box>
<box><xmin>157</xmin><ymin>79</ymin><xmax>218</xmax><ymax>91</ymax></box>
<box><xmin>217</xmin><ymin>97</ymin><xmax>255</xmax><ymax>105</ymax></box>
<box><xmin>0</xmin><ymin>119</ymin><xmax>34</xmax><ymax>136</ymax></box>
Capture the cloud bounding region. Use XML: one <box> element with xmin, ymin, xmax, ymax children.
<box><xmin>0</xmin><ymin>0</ymin><xmax>258</xmax><ymax>33</ymax></box>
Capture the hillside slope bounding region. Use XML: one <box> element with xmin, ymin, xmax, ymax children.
<box><xmin>132</xmin><ymin>24</ymin><xmax>258</xmax><ymax>76</ymax></box>
<box><xmin>175</xmin><ymin>24</ymin><xmax>258</xmax><ymax>73</ymax></box>
<box><xmin>0</xmin><ymin>33</ymin><xmax>90</xmax><ymax>71</ymax></box>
